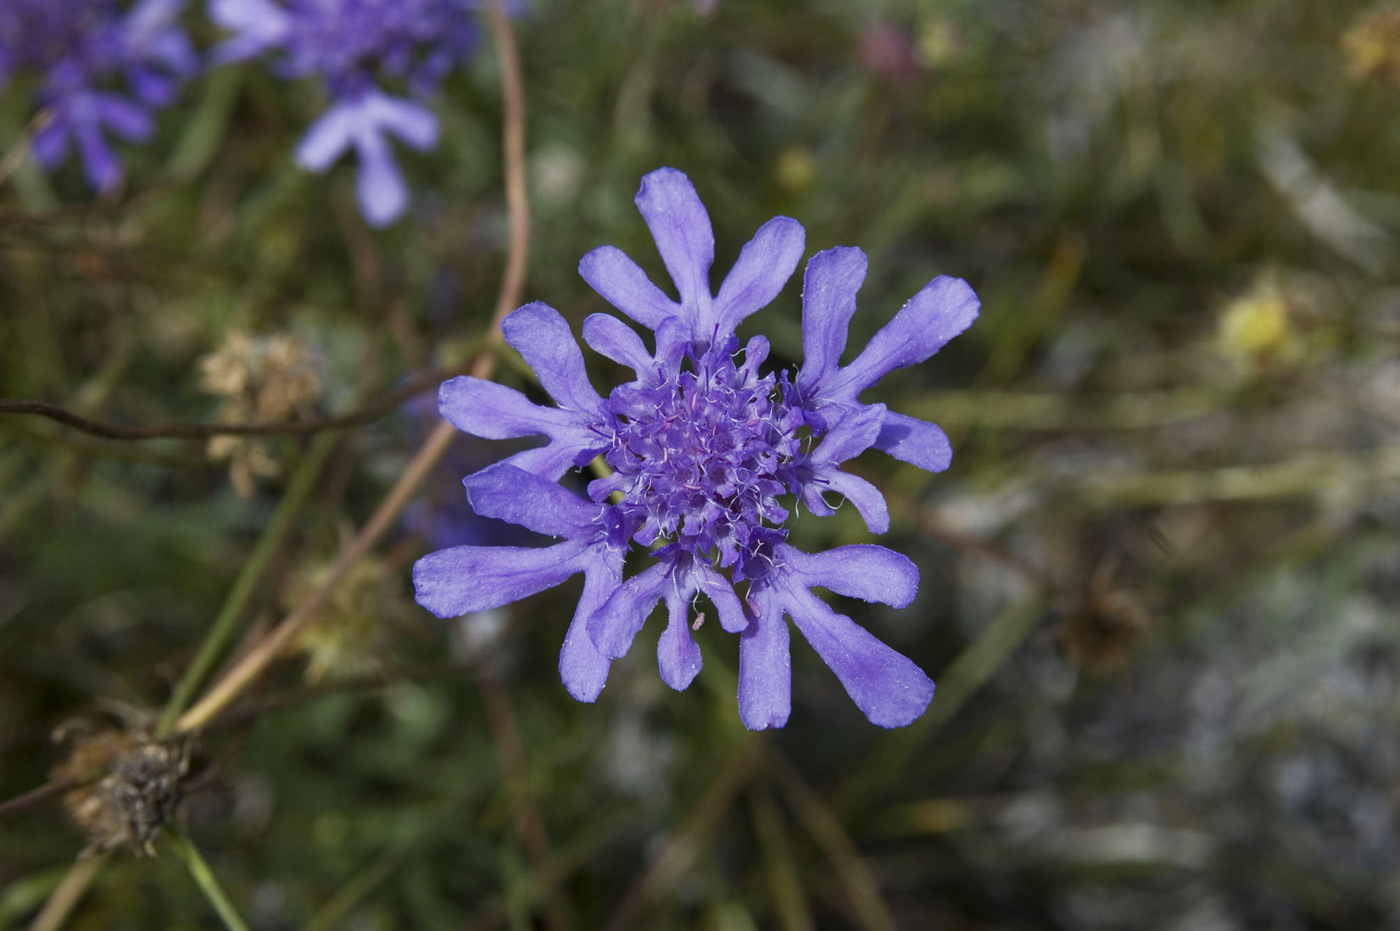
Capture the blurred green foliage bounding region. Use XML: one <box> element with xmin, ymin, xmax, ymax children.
<box><xmin>3</xmin><ymin>0</ymin><xmax>1400</xmax><ymax>928</ymax></box>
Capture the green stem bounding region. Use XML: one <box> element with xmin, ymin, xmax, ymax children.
<box><xmin>837</xmin><ymin>595</ymin><xmax>1046</xmax><ymax>812</ymax></box>
<box><xmin>156</xmin><ymin>432</ymin><xmax>338</xmax><ymax>737</ymax></box>
<box><xmin>167</xmin><ymin>826</ymin><xmax>251</xmax><ymax>931</ymax></box>
<box><xmin>304</xmin><ymin>780</ymin><xmax>479</xmax><ymax>931</ymax></box>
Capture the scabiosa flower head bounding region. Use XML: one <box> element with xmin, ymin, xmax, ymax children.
<box><xmin>0</xmin><ymin>0</ymin><xmax>195</xmax><ymax>192</ymax></box>
<box><xmin>414</xmin><ymin>167</ymin><xmax>980</xmax><ymax>729</ymax></box>
<box><xmin>209</xmin><ymin>0</ymin><xmax>489</xmax><ymax>226</ymax></box>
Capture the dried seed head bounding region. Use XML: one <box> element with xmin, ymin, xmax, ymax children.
<box><xmin>198</xmin><ymin>331</ymin><xmax>322</xmax><ymax>496</ymax></box>
<box><xmin>198</xmin><ymin>331</ymin><xmax>321</xmax><ymax>416</ymax></box>
<box><xmin>53</xmin><ymin>726</ymin><xmax>193</xmax><ymax>857</ymax></box>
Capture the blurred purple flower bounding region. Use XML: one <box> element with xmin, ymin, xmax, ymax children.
<box><xmin>0</xmin><ymin>0</ymin><xmax>195</xmax><ymax>192</ymax></box>
<box><xmin>413</xmin><ymin>167</ymin><xmax>979</xmax><ymax>729</ymax></box>
<box><xmin>860</xmin><ymin>22</ymin><xmax>919</xmax><ymax>83</ymax></box>
<box><xmin>208</xmin><ymin>0</ymin><xmax>486</xmax><ymax>225</ymax></box>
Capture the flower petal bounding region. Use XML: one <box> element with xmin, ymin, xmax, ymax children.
<box><xmin>462</xmin><ymin>463</ymin><xmax>601</xmax><ymax>538</ymax></box>
<box><xmin>354</xmin><ymin>130</ymin><xmax>409</xmax><ymax>226</ymax></box>
<box><xmin>74</xmin><ymin>121</ymin><xmax>123</xmax><ymax>192</ymax></box>
<box><xmin>738</xmin><ymin>586</ymin><xmax>791</xmax><ymax>730</ymax></box>
<box><xmin>692</xmin><ymin>563</ymin><xmax>748</xmax><ymax>633</ymax></box>
<box><xmin>294</xmin><ymin>104</ymin><xmax>354</xmax><ymax>173</ymax></box>
<box><xmin>96</xmin><ymin>95</ymin><xmax>153</xmax><ymax>142</ymax></box>
<box><xmin>144</xmin><ymin>30</ymin><xmax>199</xmax><ymax>77</ymax></box>
<box><xmin>439</xmin><ymin>376</ymin><xmax>569</xmax><ymax>438</ymax></box>
<box><xmin>829</xmin><ymin>275</ymin><xmax>980</xmax><ymax>398</ymax></box>
<box><xmin>799</xmin><ymin>404</ymin><xmax>888</xmax><ymax>531</ymax></box>
<box><xmin>438</xmin><ymin>377</ymin><xmax>605</xmax><ymax>481</ymax></box>
<box><xmin>31</xmin><ymin>121</ymin><xmax>70</xmax><ymax>168</ymax></box>
<box><xmin>873</xmin><ymin>411</ymin><xmax>953</xmax><ymax>473</ymax></box>
<box><xmin>797</xmin><ymin>247</ymin><xmax>867</xmax><ymax>395</ymax></box>
<box><xmin>653</xmin><ymin>317</ymin><xmax>690</xmax><ymax>373</ymax></box>
<box><xmin>781</xmin><ymin>582</ymin><xmax>934</xmax><ymax>728</ymax></box>
<box><xmin>779</xmin><ymin>543</ymin><xmax>918</xmax><ymax>608</ymax></box>
<box><xmin>366</xmin><ymin>92</ymin><xmax>438</xmax><ymax>151</ymax></box>
<box><xmin>559</xmin><ymin>548</ymin><xmax>623</xmax><ymax>702</ymax></box>
<box><xmin>578</xmin><ymin>245</ymin><xmax>679</xmax><ymax>331</ymax></box>
<box><xmin>208</xmin><ymin>0</ymin><xmax>289</xmax><ymax>62</ymax></box>
<box><xmin>712</xmin><ymin>216</ymin><xmax>805</xmax><ymax>338</ymax></box>
<box><xmin>635</xmin><ymin>167</ymin><xmax>714</xmax><ymax>317</ymax></box>
<box><xmin>582</xmin><ymin>314</ymin><xmax>653</xmax><ymax>376</ymax></box>
<box><xmin>820</xmin><ymin>471</ymin><xmax>889</xmax><ymax>534</ymax></box>
<box><xmin>809</xmin><ymin>402</ymin><xmax>884</xmax><ymax>467</ymax></box>
<box><xmin>587</xmin><ymin>562</ymin><xmax>669</xmax><ymax>659</ymax></box>
<box><xmin>499</xmin><ymin>441</ymin><xmax>600</xmax><ymax>482</ymax></box>
<box><xmin>125</xmin><ymin>0</ymin><xmax>187</xmax><ymax>41</ymax></box>
<box><xmin>502</xmin><ymin>303</ymin><xmax>603</xmax><ymax>415</ymax></box>
<box><xmin>413</xmin><ymin>540</ymin><xmax>585</xmax><ymax>618</ymax></box>
<box><xmin>657</xmin><ymin>588</ymin><xmax>703</xmax><ymax>690</ymax></box>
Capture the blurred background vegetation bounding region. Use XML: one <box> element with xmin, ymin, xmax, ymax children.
<box><xmin>3</xmin><ymin>0</ymin><xmax>1400</xmax><ymax>928</ymax></box>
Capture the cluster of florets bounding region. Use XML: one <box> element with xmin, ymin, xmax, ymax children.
<box><xmin>598</xmin><ymin>332</ymin><xmax>800</xmax><ymax>578</ymax></box>
<box><xmin>414</xmin><ymin>168</ymin><xmax>980</xmax><ymax>729</ymax></box>
<box><xmin>209</xmin><ymin>0</ymin><xmax>486</xmax><ymax>225</ymax></box>
<box><xmin>0</xmin><ymin>0</ymin><xmax>195</xmax><ymax>192</ymax></box>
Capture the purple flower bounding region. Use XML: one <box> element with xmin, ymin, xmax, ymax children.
<box><xmin>208</xmin><ymin>0</ymin><xmax>483</xmax><ymax>226</ymax></box>
<box><xmin>414</xmin><ymin>167</ymin><xmax>980</xmax><ymax>729</ymax></box>
<box><xmin>0</xmin><ymin>0</ymin><xmax>195</xmax><ymax>192</ymax></box>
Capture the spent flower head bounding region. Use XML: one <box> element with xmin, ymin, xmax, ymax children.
<box><xmin>52</xmin><ymin>720</ymin><xmax>193</xmax><ymax>856</ymax></box>
<box><xmin>208</xmin><ymin>0</ymin><xmax>491</xmax><ymax>225</ymax></box>
<box><xmin>0</xmin><ymin>0</ymin><xmax>195</xmax><ymax>192</ymax></box>
<box><xmin>414</xmin><ymin>167</ymin><xmax>979</xmax><ymax>729</ymax></box>
<box><xmin>198</xmin><ymin>330</ymin><xmax>322</xmax><ymax>496</ymax></box>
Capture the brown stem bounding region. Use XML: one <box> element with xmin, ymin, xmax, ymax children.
<box><xmin>171</xmin><ymin>0</ymin><xmax>531</xmax><ymax>736</ymax></box>
<box><xmin>0</xmin><ymin>367</ymin><xmax>451</xmax><ymax>441</ymax></box>
<box><xmin>489</xmin><ymin>0</ymin><xmax>531</xmax><ymax>329</ymax></box>
<box><xmin>26</xmin><ymin>854</ymin><xmax>107</xmax><ymax>931</ymax></box>
<box><xmin>0</xmin><ymin>779</ymin><xmax>78</xmax><ymax>822</ymax></box>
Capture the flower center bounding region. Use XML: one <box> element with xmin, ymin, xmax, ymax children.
<box><xmin>603</xmin><ymin>339</ymin><xmax>801</xmax><ymax>573</ymax></box>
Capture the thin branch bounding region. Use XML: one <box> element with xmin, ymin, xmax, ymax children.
<box><xmin>2</xmin><ymin>418</ymin><xmax>215</xmax><ymax>467</ymax></box>
<box><xmin>171</xmin><ymin>0</ymin><xmax>531</xmax><ymax>735</ymax></box>
<box><xmin>26</xmin><ymin>854</ymin><xmax>107</xmax><ymax>931</ymax></box>
<box><xmin>0</xmin><ymin>365</ymin><xmax>461</xmax><ymax>442</ymax></box>
<box><xmin>489</xmin><ymin>0</ymin><xmax>531</xmax><ymax>328</ymax></box>
<box><xmin>173</xmin><ymin>419</ymin><xmax>458</xmax><ymax>733</ymax></box>
<box><xmin>0</xmin><ymin>779</ymin><xmax>78</xmax><ymax>822</ymax></box>
<box><xmin>155</xmin><ymin>431</ymin><xmax>338</xmax><ymax>737</ymax></box>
